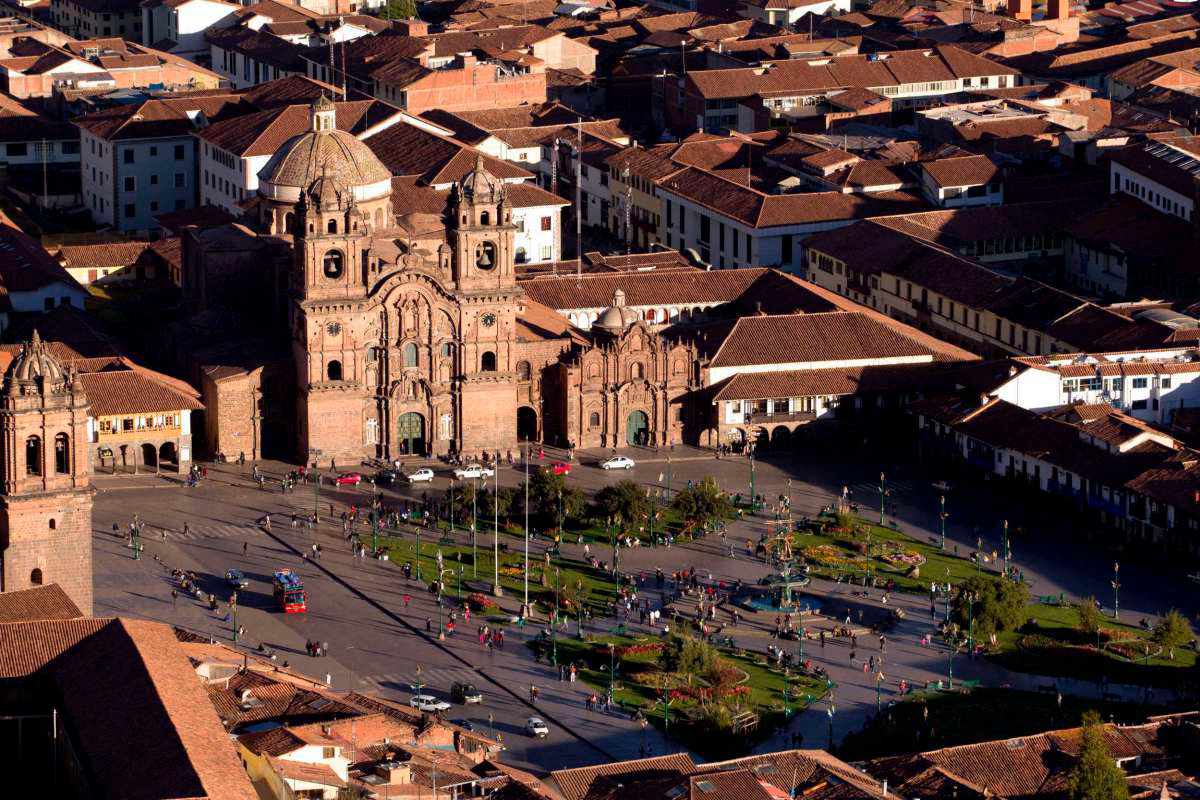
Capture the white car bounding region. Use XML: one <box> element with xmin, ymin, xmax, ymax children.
<box><xmin>406</xmin><ymin>468</ymin><xmax>435</xmax><ymax>483</ymax></box>
<box><xmin>526</xmin><ymin>716</ymin><xmax>549</xmax><ymax>738</ymax></box>
<box><xmin>601</xmin><ymin>456</ymin><xmax>635</xmax><ymax>470</ymax></box>
<box><xmin>454</xmin><ymin>464</ymin><xmax>495</xmax><ymax>480</ymax></box>
<box><xmin>410</xmin><ymin>695</ymin><xmax>452</xmax><ymax>713</ymax></box>
<box><xmin>932</xmin><ymin>480</ymin><xmax>954</xmax><ymax>493</ymax></box>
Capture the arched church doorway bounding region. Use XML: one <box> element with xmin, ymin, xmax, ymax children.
<box><xmin>141</xmin><ymin>443</ymin><xmax>158</xmax><ymax>471</ymax></box>
<box><xmin>626</xmin><ymin>410</ymin><xmax>648</xmax><ymax>446</ymax></box>
<box><xmin>159</xmin><ymin>442</ymin><xmax>178</xmax><ymax>472</ymax></box>
<box><xmin>517</xmin><ymin>407</ymin><xmax>538</xmax><ymax>442</ymax></box>
<box><xmin>397</xmin><ymin>412</ymin><xmax>426</xmax><ymax>456</ymax></box>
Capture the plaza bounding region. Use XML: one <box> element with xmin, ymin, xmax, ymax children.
<box><xmin>90</xmin><ymin>439</ymin><xmax>1200</xmax><ymax>773</ymax></box>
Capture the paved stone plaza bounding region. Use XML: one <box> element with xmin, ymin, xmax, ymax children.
<box><xmin>90</xmin><ymin>444</ymin><xmax>1198</xmax><ymax>772</ymax></box>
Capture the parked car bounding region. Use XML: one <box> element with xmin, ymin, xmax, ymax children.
<box><xmin>334</xmin><ymin>472</ymin><xmax>363</xmax><ymax>486</ymax></box>
<box><xmin>225</xmin><ymin>569</ymin><xmax>248</xmax><ymax>589</ymax></box>
<box><xmin>526</xmin><ymin>716</ymin><xmax>549</xmax><ymax>738</ymax></box>
<box><xmin>406</xmin><ymin>468</ymin><xmax>435</xmax><ymax>483</ymax></box>
<box><xmin>453</xmin><ymin>464</ymin><xmax>495</xmax><ymax>480</ymax></box>
<box><xmin>932</xmin><ymin>480</ymin><xmax>953</xmax><ymax>492</ymax></box>
<box><xmin>409</xmin><ymin>694</ymin><xmax>451</xmax><ymax>713</ymax></box>
<box><xmin>600</xmin><ymin>456</ymin><xmax>635</xmax><ymax>470</ymax></box>
<box><xmin>451</xmin><ymin>682</ymin><xmax>483</xmax><ymax>704</ymax></box>
<box><xmin>451</xmin><ymin>719</ymin><xmax>475</xmax><ymax>731</ymax></box>
<box><xmin>372</xmin><ymin>469</ymin><xmax>397</xmax><ymax>486</ymax></box>
<box><xmin>548</xmin><ymin>462</ymin><xmax>571</xmax><ymax>476</ymax></box>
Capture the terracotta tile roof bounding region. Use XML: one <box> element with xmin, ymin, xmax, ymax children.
<box><xmin>687</xmin><ymin>45</ymin><xmax>1016</xmax><ymax>101</ymax></box>
<box><xmin>1108</xmin><ymin>137</ymin><xmax>1200</xmax><ymax>199</ymax></box>
<box><xmin>0</xmin><ymin>223</ymin><xmax>82</xmax><ymax>294</ymax></box>
<box><xmin>77</xmin><ymin>366</ymin><xmax>203</xmax><ymax>416</ymax></box>
<box><xmin>550</xmin><ymin>753</ymin><xmax>699</xmax><ymax>800</ymax></box>
<box><xmin>206</xmin><ymin>25</ymin><xmax>308</xmax><ymax>71</ymax></box>
<box><xmin>239</xmin><ymin>74</ymin><xmax>341</xmax><ymax>110</ymax></box>
<box><xmin>710</xmin><ymin>311</ymin><xmax>934</xmax><ymax>368</ymax></box>
<box><xmin>197</xmin><ymin>100</ymin><xmax>397</xmax><ymax>157</ymax></box>
<box><xmin>520</xmin><ymin>267</ymin><xmax>840</xmax><ymax>312</ymax></box>
<box><xmin>658</xmin><ymin>167</ymin><xmax>927</xmax><ymax>228</ymax></box>
<box><xmin>367</xmin><ymin>121</ymin><xmax>530</xmax><ymax>184</ymax></box>
<box><xmin>920</xmin><ymin>154</ymin><xmax>1000</xmax><ymax>187</ymax></box>
<box><xmin>267</xmin><ymin>755</ymin><xmax>348</xmax><ymax>788</ymax></box>
<box><xmin>0</xmin><ymin>584</ymin><xmax>82</xmax><ymax>623</ymax></box>
<box><xmin>53</xmin><ymin>241</ymin><xmax>155</xmax><ymax>271</ymax></box>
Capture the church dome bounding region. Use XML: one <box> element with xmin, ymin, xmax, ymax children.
<box><xmin>594</xmin><ymin>289</ymin><xmax>639</xmax><ymax>333</ymax></box>
<box><xmin>5</xmin><ymin>331</ymin><xmax>65</xmax><ymax>384</ymax></box>
<box><xmin>257</xmin><ymin>96</ymin><xmax>392</xmax><ymax>206</ymax></box>
<box><xmin>460</xmin><ymin>155</ymin><xmax>504</xmax><ymax>204</ymax></box>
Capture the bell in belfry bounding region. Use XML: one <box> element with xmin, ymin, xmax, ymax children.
<box><xmin>477</xmin><ymin>245</ymin><xmax>493</xmax><ymax>268</ymax></box>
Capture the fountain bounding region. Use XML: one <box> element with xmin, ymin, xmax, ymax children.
<box><xmin>740</xmin><ymin>531</ymin><xmax>820</xmax><ymax>614</ymax></box>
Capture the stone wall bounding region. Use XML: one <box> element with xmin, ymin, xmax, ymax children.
<box><xmin>0</xmin><ymin>491</ymin><xmax>94</xmax><ymax>615</ymax></box>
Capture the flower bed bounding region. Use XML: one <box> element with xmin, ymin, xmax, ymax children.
<box><xmin>881</xmin><ymin>551</ymin><xmax>925</xmax><ymax>567</ymax></box>
<box><xmin>614</xmin><ymin>642</ymin><xmax>664</xmax><ymax>658</ymax></box>
<box><xmin>467</xmin><ymin>592</ymin><xmax>499</xmax><ymax>613</ymax></box>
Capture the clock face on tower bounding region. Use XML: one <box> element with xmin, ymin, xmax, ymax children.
<box><xmin>481</xmin><ymin>313</ymin><xmax>496</xmax><ymax>328</ymax></box>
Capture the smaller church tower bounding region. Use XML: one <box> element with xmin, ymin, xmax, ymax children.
<box><xmin>0</xmin><ymin>332</ymin><xmax>93</xmax><ymax>614</ymax></box>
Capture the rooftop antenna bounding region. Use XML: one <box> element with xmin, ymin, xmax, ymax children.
<box><xmin>327</xmin><ymin>35</ymin><xmax>334</xmax><ymax>91</ymax></box>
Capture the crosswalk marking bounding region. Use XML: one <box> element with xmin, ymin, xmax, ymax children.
<box><xmin>160</xmin><ymin>523</ymin><xmax>263</xmax><ymax>541</ymax></box>
<box><xmin>846</xmin><ymin>479</ymin><xmax>921</xmax><ymax>498</ymax></box>
<box><xmin>360</xmin><ymin>666</ymin><xmax>478</xmax><ymax>694</ymax></box>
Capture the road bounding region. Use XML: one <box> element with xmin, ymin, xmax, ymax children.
<box><xmin>91</xmin><ymin>443</ymin><xmax>1197</xmax><ymax>771</ymax></box>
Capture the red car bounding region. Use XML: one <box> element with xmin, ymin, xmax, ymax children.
<box><xmin>549</xmin><ymin>462</ymin><xmax>571</xmax><ymax>476</ymax></box>
<box><xmin>334</xmin><ymin>472</ymin><xmax>362</xmax><ymax>486</ymax></box>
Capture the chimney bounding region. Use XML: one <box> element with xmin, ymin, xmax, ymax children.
<box><xmin>1008</xmin><ymin>0</ymin><xmax>1032</xmax><ymax>21</ymax></box>
<box><xmin>1047</xmin><ymin>0</ymin><xmax>1069</xmax><ymax>20</ymax></box>
<box><xmin>457</xmin><ymin>52</ymin><xmax>477</xmax><ymax>69</ymax></box>
<box><xmin>396</xmin><ymin>19</ymin><xmax>428</xmax><ymax>36</ymax></box>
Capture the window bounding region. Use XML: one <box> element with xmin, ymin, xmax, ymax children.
<box><xmin>30</xmin><ymin>568</ymin><xmax>42</xmax><ymax>586</ymax></box>
<box><xmin>54</xmin><ymin>434</ymin><xmax>69</xmax><ymax>474</ymax></box>
<box><xmin>630</xmin><ymin>362</ymin><xmax>644</xmax><ymax>380</ymax></box>
<box><xmin>589</xmin><ymin>411</ymin><xmax>600</xmax><ymax>428</ymax></box>
<box><xmin>25</xmin><ymin>435</ymin><xmax>40</xmax><ymax>475</ymax></box>
<box><xmin>124</xmin><ymin>203</ymin><xmax>135</xmax><ymax>219</ymax></box>
<box><xmin>327</xmin><ymin>219</ymin><xmax>337</xmax><ymax>234</ymax></box>
<box><xmin>441</xmin><ymin>342</ymin><xmax>454</xmax><ymax>358</ymax></box>
<box><xmin>517</xmin><ymin>360</ymin><xmax>531</xmax><ymax>381</ymax></box>
<box><xmin>322</xmin><ymin>747</ymin><xmax>336</xmax><ymax>759</ymax></box>
<box><xmin>1162</xmin><ymin>376</ymin><xmax>1172</xmax><ymax>389</ymax></box>
<box><xmin>175</xmin><ymin>172</ymin><xmax>184</xmax><ymax>188</ymax></box>
<box><xmin>327</xmin><ymin>360</ymin><xmax>343</xmax><ymax>381</ymax></box>
<box><xmin>7</xmin><ymin>142</ymin><xmax>27</xmax><ymax>157</ymax></box>
<box><xmin>150</xmin><ymin>174</ymin><xmax>158</xmax><ymax>186</ymax></box>
<box><xmin>541</xmin><ymin>216</ymin><xmax>552</xmax><ymax>231</ymax></box>
<box><xmin>481</xmin><ymin>351</ymin><xmax>496</xmax><ymax>372</ymax></box>
<box><xmin>402</xmin><ymin>343</ymin><xmax>418</xmax><ymax>368</ymax></box>
<box><xmin>1132</xmin><ymin>377</ymin><xmax>1148</xmax><ymax>389</ymax></box>
<box><xmin>174</xmin><ymin>144</ymin><xmax>185</xmax><ymax>160</ymax></box>
<box><xmin>124</xmin><ymin>176</ymin><xmax>135</xmax><ymax>192</ymax></box>
<box><xmin>123</xmin><ymin>149</ymin><xmax>133</xmax><ymax>164</ymax></box>
<box><xmin>781</xmin><ymin>235</ymin><xmax>792</xmax><ymax>264</ymax></box>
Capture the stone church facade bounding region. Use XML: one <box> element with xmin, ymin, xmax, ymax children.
<box><xmin>179</xmin><ymin>97</ymin><xmax>705</xmax><ymax>462</ymax></box>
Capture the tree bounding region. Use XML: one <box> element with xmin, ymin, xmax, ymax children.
<box><xmin>672</xmin><ymin>477</ymin><xmax>733</xmax><ymax>534</ymax></box>
<box><xmin>445</xmin><ymin>481</ymin><xmax>478</xmax><ymax>525</ymax></box>
<box><xmin>1067</xmin><ymin>710</ymin><xmax>1129</xmax><ymax>800</ymax></box>
<box><xmin>378</xmin><ymin>0</ymin><xmax>417</xmax><ymax>19</ymax></box>
<box><xmin>480</xmin><ymin>486</ymin><xmax>517</xmax><ymax>526</ymax></box>
<box><xmin>524</xmin><ymin>468</ymin><xmax>585</xmax><ymax>533</ymax></box>
<box><xmin>950</xmin><ymin>575</ymin><xmax>1028</xmax><ymax>639</ymax></box>
<box><xmin>1077</xmin><ymin>596</ymin><xmax>1101</xmax><ymax>639</ymax></box>
<box><xmin>593</xmin><ymin>480</ymin><xmax>651</xmax><ymax>532</ymax></box>
<box><xmin>1152</xmin><ymin>609</ymin><xmax>1194</xmax><ymax>660</ymax></box>
<box><xmin>659</xmin><ymin>631</ymin><xmax>717</xmax><ymax>687</ymax></box>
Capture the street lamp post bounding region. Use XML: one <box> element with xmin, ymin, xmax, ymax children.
<box><xmin>667</xmin><ymin>456</ymin><xmax>672</xmax><ymax>503</ymax></box>
<box><xmin>799</xmin><ymin>626</ymin><xmax>805</xmax><ymax>662</ymax></box>
<box><xmin>371</xmin><ymin>509</ymin><xmax>379</xmax><ymax>555</ymax></box>
<box><xmin>947</xmin><ymin>641</ymin><xmax>954</xmax><ymax>689</ymax></box>
<box><xmin>415</xmin><ymin>524</ymin><xmax>423</xmax><ymax>582</ymax></box>
<box><xmin>524</xmin><ymin>442</ymin><xmax>530</xmax><ymax>609</ymax></box>
<box><xmin>879</xmin><ymin>472</ymin><xmax>886</xmax><ymax>525</ymax></box>
<box><xmin>939</xmin><ymin>495</ymin><xmax>948</xmax><ymax>551</ymax></box>
<box><xmin>607</xmin><ymin>642</ymin><xmax>616</xmax><ymax>703</ymax></box>
<box><xmin>438</xmin><ymin>568</ymin><xmax>452</xmax><ymax>639</ymax></box>
<box><xmin>827</xmin><ymin>702</ymin><xmax>835</xmax><ymax>750</ymax></box>
<box><xmin>749</xmin><ymin>443</ymin><xmax>756</xmax><ymax>511</ymax></box>
<box><xmin>783</xmin><ymin>667</ymin><xmax>790</xmax><ymax>716</ymax></box>
<box><xmin>231</xmin><ymin>593</ymin><xmax>238</xmax><ymax>643</ymax></box>
<box><xmin>552</xmin><ymin>567</ymin><xmax>560</xmax><ymax>666</ymax></box>
<box><xmin>493</xmin><ymin>464</ymin><xmax>500</xmax><ymax>597</ymax></box>
<box><xmin>412</xmin><ymin>665</ymin><xmax>424</xmax><ymax>698</ymax></box>
<box><xmin>875</xmin><ymin>671</ymin><xmax>883</xmax><ymax>711</ymax></box>
<box><xmin>1112</xmin><ymin>561</ymin><xmax>1120</xmax><ymax>621</ymax></box>
<box><xmin>966</xmin><ymin>591</ymin><xmax>976</xmax><ymax>655</ymax></box>
<box><xmin>1003</xmin><ymin>519</ymin><xmax>1010</xmax><ymax>580</ymax></box>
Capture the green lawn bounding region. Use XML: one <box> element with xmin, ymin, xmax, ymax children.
<box><xmin>530</xmin><ymin>633</ymin><xmax>827</xmax><ymax>760</ymax></box>
<box><xmin>795</xmin><ymin>514</ymin><xmax>992</xmax><ymax>593</ymax></box>
<box><xmin>988</xmin><ymin>600</ymin><xmax>1198</xmax><ymax>687</ymax></box>
<box><xmin>837</xmin><ymin>687</ymin><xmax>1169</xmax><ymax>760</ymax></box>
<box><xmin>377</xmin><ymin>529</ymin><xmax>619</xmax><ymax>617</ymax></box>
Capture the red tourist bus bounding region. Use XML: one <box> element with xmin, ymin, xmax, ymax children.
<box><xmin>272</xmin><ymin>569</ymin><xmax>307</xmax><ymax>613</ymax></box>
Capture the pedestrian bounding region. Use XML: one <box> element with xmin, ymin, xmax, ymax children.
<box><xmin>171</xmin><ymin>589</ymin><xmax>177</xmax><ymax>607</ymax></box>
<box><xmin>820</xmin><ymin>630</ymin><xmax>826</xmax><ymax>649</ymax></box>
<box><xmin>243</xmin><ymin>541</ymin><xmax>248</xmax><ymax>557</ymax></box>
<box><xmin>183</xmin><ymin>521</ymin><xmax>190</xmax><ymax>537</ymax></box>
<box><xmin>403</xmin><ymin>594</ymin><xmax>411</xmax><ymax>608</ymax></box>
